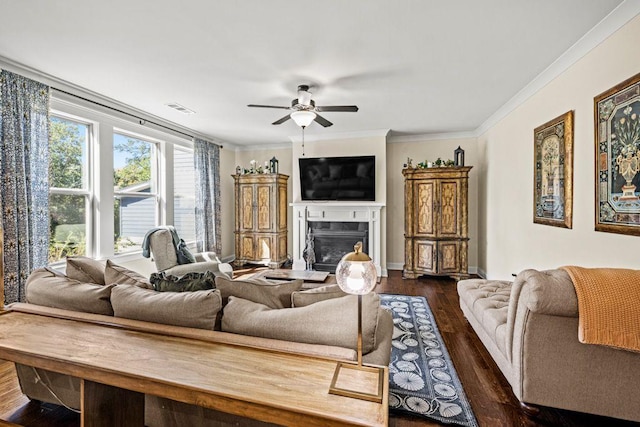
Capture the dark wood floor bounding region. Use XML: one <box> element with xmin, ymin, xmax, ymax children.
<box><xmin>1</xmin><ymin>269</ymin><xmax>638</xmax><ymax>426</ymax></box>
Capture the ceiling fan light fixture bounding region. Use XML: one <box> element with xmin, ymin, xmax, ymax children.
<box><xmin>291</xmin><ymin>110</ymin><xmax>316</xmax><ymax>127</ymax></box>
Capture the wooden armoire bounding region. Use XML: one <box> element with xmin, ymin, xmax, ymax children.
<box><xmin>402</xmin><ymin>166</ymin><xmax>472</xmax><ymax>279</ymax></box>
<box><xmin>233</xmin><ymin>173</ymin><xmax>288</xmax><ymax>267</ymax></box>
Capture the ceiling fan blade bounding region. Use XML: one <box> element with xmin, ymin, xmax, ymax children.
<box><xmin>315</xmin><ymin>105</ymin><xmax>359</xmax><ymax>112</ymax></box>
<box><xmin>247</xmin><ymin>104</ymin><xmax>291</xmax><ymax>110</ymax></box>
<box><xmin>272</xmin><ymin>114</ymin><xmax>291</xmax><ymax>125</ymax></box>
<box><xmin>314</xmin><ymin>114</ymin><xmax>333</xmax><ymax>127</ymax></box>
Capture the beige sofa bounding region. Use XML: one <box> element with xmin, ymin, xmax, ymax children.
<box><xmin>12</xmin><ymin>259</ymin><xmax>392</xmax><ymax>427</ymax></box>
<box><xmin>457</xmin><ymin>269</ymin><xmax>640</xmax><ymax>423</ymax></box>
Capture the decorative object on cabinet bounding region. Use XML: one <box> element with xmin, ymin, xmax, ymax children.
<box><xmin>595</xmin><ymin>72</ymin><xmax>640</xmax><ymax>236</ymax></box>
<box><xmin>533</xmin><ymin>110</ymin><xmax>574</xmax><ymax>229</ymax></box>
<box><xmin>233</xmin><ymin>173</ymin><xmax>289</xmax><ymax>267</ymax></box>
<box><xmin>402</xmin><ymin>166</ymin><xmax>472</xmax><ymax>280</ymax></box>
<box><xmin>269</xmin><ymin>156</ymin><xmax>279</xmax><ymax>174</ymax></box>
<box><xmin>454</xmin><ymin>146</ymin><xmax>465</xmax><ymax>166</ymax></box>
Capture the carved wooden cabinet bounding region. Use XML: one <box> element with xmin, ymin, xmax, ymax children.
<box><xmin>233</xmin><ymin>173</ymin><xmax>288</xmax><ymax>267</ymax></box>
<box><xmin>402</xmin><ymin>166</ymin><xmax>472</xmax><ymax>279</ymax></box>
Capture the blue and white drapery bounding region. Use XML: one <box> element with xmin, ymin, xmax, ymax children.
<box><xmin>0</xmin><ymin>70</ymin><xmax>50</xmax><ymax>304</ymax></box>
<box><xmin>194</xmin><ymin>138</ymin><xmax>222</xmax><ymax>256</ymax></box>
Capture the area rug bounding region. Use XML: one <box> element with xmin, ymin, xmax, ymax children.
<box><xmin>380</xmin><ymin>294</ymin><xmax>478</xmax><ymax>427</ymax></box>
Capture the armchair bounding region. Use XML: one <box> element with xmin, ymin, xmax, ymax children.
<box><xmin>146</xmin><ymin>228</ymin><xmax>233</xmax><ymax>278</ymax></box>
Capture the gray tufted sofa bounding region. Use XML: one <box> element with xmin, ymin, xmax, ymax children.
<box><xmin>457</xmin><ymin>269</ymin><xmax>640</xmax><ymax>422</ymax></box>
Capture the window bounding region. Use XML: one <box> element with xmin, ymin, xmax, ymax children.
<box><xmin>48</xmin><ymin>116</ymin><xmax>90</xmax><ymax>263</ymax></box>
<box><xmin>113</xmin><ymin>133</ymin><xmax>158</xmax><ymax>254</ymax></box>
<box><xmin>173</xmin><ymin>147</ymin><xmax>196</xmax><ymax>242</ymax></box>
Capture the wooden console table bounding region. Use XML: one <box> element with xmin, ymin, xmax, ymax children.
<box><xmin>0</xmin><ymin>310</ymin><xmax>387</xmax><ymax>426</ymax></box>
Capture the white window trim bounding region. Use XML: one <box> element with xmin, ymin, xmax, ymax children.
<box><xmin>49</xmin><ymin>95</ymin><xmax>194</xmax><ymax>264</ymax></box>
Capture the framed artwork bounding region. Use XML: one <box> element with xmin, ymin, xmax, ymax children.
<box><xmin>533</xmin><ymin>111</ymin><xmax>574</xmax><ymax>228</ymax></box>
<box><xmin>595</xmin><ymin>72</ymin><xmax>640</xmax><ymax>235</ymax></box>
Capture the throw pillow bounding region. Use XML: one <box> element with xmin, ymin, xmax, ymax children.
<box><xmin>65</xmin><ymin>256</ymin><xmax>106</xmax><ymax>285</ymax></box>
<box><xmin>215</xmin><ymin>276</ymin><xmax>302</xmax><ymax>309</ymax></box>
<box><xmin>25</xmin><ymin>267</ymin><xmax>115</xmax><ymax>315</ymax></box>
<box><xmin>110</xmin><ymin>285</ymin><xmax>221</xmax><ymax>330</ymax></box>
<box><xmin>291</xmin><ymin>284</ymin><xmax>348</xmax><ymax>307</ymax></box>
<box><xmin>221</xmin><ymin>293</ymin><xmax>380</xmax><ymax>353</ymax></box>
<box><xmin>150</xmin><ymin>271</ymin><xmax>216</xmax><ymax>292</ymax></box>
<box><xmin>104</xmin><ymin>260</ymin><xmax>153</xmax><ymax>289</ymax></box>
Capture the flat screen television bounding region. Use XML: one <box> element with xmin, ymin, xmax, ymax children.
<box><xmin>299</xmin><ymin>155</ymin><xmax>375</xmax><ymax>201</ymax></box>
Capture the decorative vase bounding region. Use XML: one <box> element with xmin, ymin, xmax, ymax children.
<box><xmin>616</xmin><ymin>151</ymin><xmax>640</xmax><ymax>200</ymax></box>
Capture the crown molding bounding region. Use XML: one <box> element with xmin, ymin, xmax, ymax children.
<box><xmin>387</xmin><ymin>130</ymin><xmax>478</xmax><ymax>144</ymax></box>
<box><xmin>288</xmin><ymin>129</ymin><xmax>390</xmax><ymax>144</ymax></box>
<box><xmin>475</xmin><ymin>0</ymin><xmax>640</xmax><ymax>137</ymax></box>
<box><xmin>234</xmin><ymin>142</ymin><xmax>292</xmax><ymax>152</ymax></box>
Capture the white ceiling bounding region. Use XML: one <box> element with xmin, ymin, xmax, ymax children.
<box><xmin>0</xmin><ymin>0</ymin><xmax>628</xmax><ymax>147</ymax></box>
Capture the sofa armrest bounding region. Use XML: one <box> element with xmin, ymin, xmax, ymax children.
<box><xmin>517</xmin><ymin>269</ymin><xmax>578</xmax><ymax>317</ymax></box>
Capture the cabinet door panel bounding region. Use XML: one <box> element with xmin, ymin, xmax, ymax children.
<box><xmin>438</xmin><ymin>241</ymin><xmax>459</xmax><ymax>273</ymax></box>
<box><xmin>241</xmin><ymin>236</ymin><xmax>254</xmax><ymax>259</ymax></box>
<box><xmin>415</xmin><ymin>182</ymin><xmax>434</xmax><ymax>235</ymax></box>
<box><xmin>278</xmin><ymin>235</ymin><xmax>287</xmax><ymax>260</ymax></box>
<box><xmin>416</xmin><ymin>241</ymin><xmax>436</xmax><ymax>272</ymax></box>
<box><xmin>256</xmin><ymin>236</ymin><xmax>272</xmax><ymax>260</ymax></box>
<box><xmin>439</xmin><ymin>181</ymin><xmax>459</xmax><ymax>235</ymax></box>
<box><xmin>240</xmin><ymin>185</ymin><xmax>254</xmax><ymax>230</ymax></box>
<box><xmin>278</xmin><ymin>186</ymin><xmax>287</xmax><ymax>230</ymax></box>
<box><xmin>257</xmin><ymin>185</ymin><xmax>271</xmax><ymax>231</ymax></box>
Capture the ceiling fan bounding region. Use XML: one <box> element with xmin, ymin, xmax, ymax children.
<box><xmin>247</xmin><ymin>85</ymin><xmax>358</xmax><ymax>128</ymax></box>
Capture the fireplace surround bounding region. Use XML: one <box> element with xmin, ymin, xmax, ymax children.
<box><xmin>292</xmin><ymin>202</ymin><xmax>383</xmax><ymax>277</ymax></box>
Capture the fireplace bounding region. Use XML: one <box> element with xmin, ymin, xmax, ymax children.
<box><xmin>305</xmin><ymin>222</ymin><xmax>368</xmax><ymax>272</ymax></box>
<box><xmin>292</xmin><ymin>202</ymin><xmax>383</xmax><ymax>277</ymax></box>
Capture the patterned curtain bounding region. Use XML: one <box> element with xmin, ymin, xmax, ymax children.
<box><xmin>194</xmin><ymin>138</ymin><xmax>221</xmax><ymax>255</ymax></box>
<box><xmin>0</xmin><ymin>70</ymin><xmax>50</xmax><ymax>304</ymax></box>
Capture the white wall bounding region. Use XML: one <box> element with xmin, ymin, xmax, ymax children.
<box><xmin>385</xmin><ymin>138</ymin><xmax>479</xmax><ymax>271</ymax></box>
<box><xmin>478</xmin><ymin>14</ymin><xmax>640</xmax><ymax>279</ymax></box>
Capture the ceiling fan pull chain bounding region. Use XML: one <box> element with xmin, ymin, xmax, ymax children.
<box><xmin>301</xmin><ymin>126</ymin><xmax>305</xmax><ymax>156</ymax></box>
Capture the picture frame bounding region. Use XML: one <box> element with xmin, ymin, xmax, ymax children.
<box><xmin>595</xmin><ymin>72</ymin><xmax>640</xmax><ymax>235</ymax></box>
<box><xmin>533</xmin><ymin>110</ymin><xmax>574</xmax><ymax>228</ymax></box>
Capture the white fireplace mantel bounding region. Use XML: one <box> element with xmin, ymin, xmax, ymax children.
<box><xmin>291</xmin><ymin>202</ymin><xmax>385</xmax><ymax>276</ymax></box>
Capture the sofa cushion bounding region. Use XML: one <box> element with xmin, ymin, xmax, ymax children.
<box><xmin>222</xmin><ymin>293</ymin><xmax>380</xmax><ymax>353</ymax></box>
<box><xmin>25</xmin><ymin>267</ymin><xmax>115</xmax><ymax>315</ymax></box>
<box><xmin>215</xmin><ymin>276</ymin><xmax>302</xmax><ymax>308</ymax></box>
<box><xmin>104</xmin><ymin>260</ymin><xmax>152</xmax><ymax>289</ymax></box>
<box><xmin>150</xmin><ymin>271</ymin><xmax>216</xmax><ymax>292</ymax></box>
<box><xmin>65</xmin><ymin>256</ymin><xmax>106</xmax><ymax>285</ymax></box>
<box><xmin>111</xmin><ymin>285</ymin><xmax>221</xmax><ymax>330</ymax></box>
<box><xmin>457</xmin><ymin>279</ymin><xmax>511</xmax><ymax>356</ymax></box>
<box><xmin>291</xmin><ymin>284</ymin><xmax>348</xmax><ymax>307</ymax></box>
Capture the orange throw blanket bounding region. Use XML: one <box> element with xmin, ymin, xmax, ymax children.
<box><xmin>561</xmin><ymin>266</ymin><xmax>640</xmax><ymax>353</ymax></box>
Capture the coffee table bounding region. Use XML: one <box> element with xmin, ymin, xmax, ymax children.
<box><xmin>0</xmin><ymin>309</ymin><xmax>387</xmax><ymax>426</ymax></box>
<box><xmin>262</xmin><ymin>269</ymin><xmax>330</xmax><ymax>282</ymax></box>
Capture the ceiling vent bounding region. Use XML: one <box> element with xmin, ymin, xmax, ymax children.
<box><xmin>165</xmin><ymin>102</ymin><xmax>196</xmax><ymax>115</ymax></box>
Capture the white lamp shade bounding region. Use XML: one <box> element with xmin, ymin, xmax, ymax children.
<box><xmin>291</xmin><ymin>110</ymin><xmax>316</xmax><ymax>127</ymax></box>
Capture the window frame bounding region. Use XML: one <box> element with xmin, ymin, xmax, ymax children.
<box><xmin>48</xmin><ymin>111</ymin><xmax>96</xmax><ymax>262</ymax></box>
<box><xmin>48</xmin><ymin>94</ymin><xmax>196</xmax><ymax>265</ymax></box>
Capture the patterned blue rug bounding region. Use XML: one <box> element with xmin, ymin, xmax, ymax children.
<box><xmin>380</xmin><ymin>294</ymin><xmax>478</xmax><ymax>427</ymax></box>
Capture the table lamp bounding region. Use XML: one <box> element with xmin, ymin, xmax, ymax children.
<box><xmin>329</xmin><ymin>242</ymin><xmax>384</xmax><ymax>403</ymax></box>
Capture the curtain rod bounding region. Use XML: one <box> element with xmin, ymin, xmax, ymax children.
<box><xmin>51</xmin><ymin>87</ymin><xmax>222</xmax><ymax>148</ymax></box>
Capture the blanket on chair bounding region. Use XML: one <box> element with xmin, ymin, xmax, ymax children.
<box><xmin>562</xmin><ymin>266</ymin><xmax>640</xmax><ymax>353</ymax></box>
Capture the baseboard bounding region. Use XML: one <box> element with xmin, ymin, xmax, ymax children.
<box><xmin>476</xmin><ymin>267</ymin><xmax>487</xmax><ymax>279</ymax></box>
